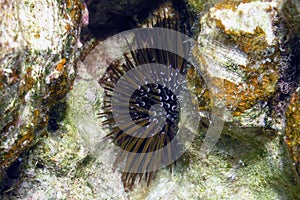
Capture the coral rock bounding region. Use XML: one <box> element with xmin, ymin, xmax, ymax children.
<box><xmin>194</xmin><ymin>1</ymin><xmax>282</xmax><ymax>124</ymax></box>
<box><xmin>0</xmin><ymin>0</ymin><xmax>83</xmax><ymax>179</ymax></box>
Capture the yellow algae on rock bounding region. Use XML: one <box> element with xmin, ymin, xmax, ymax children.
<box><xmin>285</xmin><ymin>88</ymin><xmax>300</xmax><ymax>175</ymax></box>
<box><xmin>212</xmin><ymin>1</ymin><xmax>277</xmax><ymax>45</ymax></box>
<box><xmin>194</xmin><ymin>0</ymin><xmax>281</xmax><ymax>119</ymax></box>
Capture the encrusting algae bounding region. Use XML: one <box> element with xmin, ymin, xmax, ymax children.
<box><xmin>285</xmin><ymin>88</ymin><xmax>300</xmax><ymax>175</ymax></box>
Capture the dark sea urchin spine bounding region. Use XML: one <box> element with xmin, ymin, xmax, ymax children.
<box><xmin>98</xmin><ymin>14</ymin><xmax>192</xmax><ymax>190</ymax></box>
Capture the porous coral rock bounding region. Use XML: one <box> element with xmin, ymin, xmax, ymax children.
<box><xmin>194</xmin><ymin>0</ymin><xmax>281</xmax><ymax>121</ymax></box>
<box><xmin>0</xmin><ymin>0</ymin><xmax>83</xmax><ymax>184</ymax></box>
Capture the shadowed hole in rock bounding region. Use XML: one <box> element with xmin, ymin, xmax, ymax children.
<box><xmin>47</xmin><ymin>101</ymin><xmax>68</xmax><ymax>132</ymax></box>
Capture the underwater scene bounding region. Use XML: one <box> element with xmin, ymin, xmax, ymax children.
<box><xmin>0</xmin><ymin>0</ymin><xmax>300</xmax><ymax>199</ymax></box>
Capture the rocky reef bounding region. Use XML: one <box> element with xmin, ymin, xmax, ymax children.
<box><xmin>0</xmin><ymin>0</ymin><xmax>83</xmax><ymax>191</ymax></box>
<box><xmin>0</xmin><ymin>0</ymin><xmax>299</xmax><ymax>199</ymax></box>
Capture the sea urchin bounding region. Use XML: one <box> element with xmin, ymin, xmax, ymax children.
<box><xmin>98</xmin><ymin>14</ymin><xmax>194</xmax><ymax>190</ymax></box>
